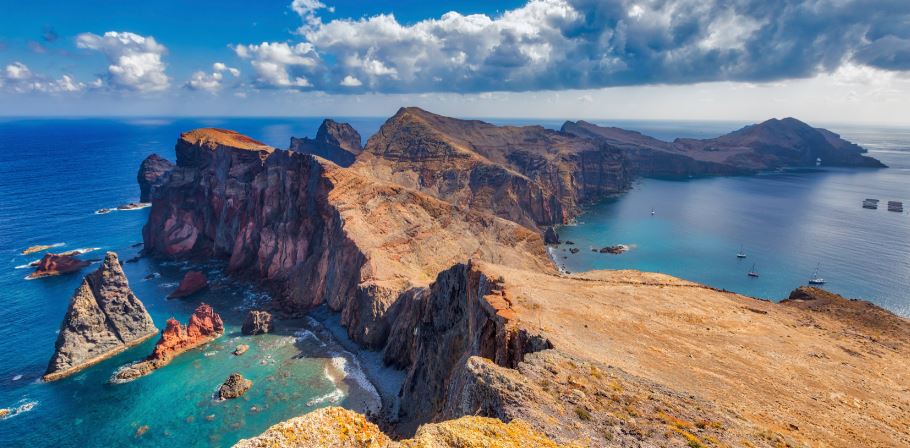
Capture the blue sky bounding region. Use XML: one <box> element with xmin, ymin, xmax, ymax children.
<box><xmin>1</xmin><ymin>0</ymin><xmax>909</xmax><ymax>123</ymax></box>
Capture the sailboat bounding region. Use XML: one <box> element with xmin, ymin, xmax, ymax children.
<box><xmin>808</xmin><ymin>264</ymin><xmax>826</xmax><ymax>285</ymax></box>
<box><xmin>650</xmin><ymin>208</ymin><xmax>655</xmax><ymax>216</ymax></box>
<box><xmin>736</xmin><ymin>245</ymin><xmax>747</xmax><ymax>258</ymax></box>
<box><xmin>747</xmin><ymin>263</ymin><xmax>760</xmax><ymax>277</ymax></box>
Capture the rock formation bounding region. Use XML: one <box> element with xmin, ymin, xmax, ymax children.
<box><xmin>167</xmin><ymin>270</ymin><xmax>208</xmax><ymax>298</ymax></box>
<box><xmin>543</xmin><ymin>227</ymin><xmax>559</xmax><ymax>245</ymax></box>
<box><xmin>289</xmin><ymin>119</ymin><xmax>363</xmax><ymax>167</ymax></box>
<box><xmin>233</xmin><ymin>407</ymin><xmax>565</xmax><ymax>448</ymax></box>
<box><xmin>44</xmin><ymin>252</ymin><xmax>157</xmax><ymax>381</ymax></box>
<box><xmin>218</xmin><ymin>373</ymin><xmax>252</xmax><ymax>399</ymax></box>
<box><xmin>137</xmin><ymin>154</ymin><xmax>175</xmax><ymax>202</ymax></box>
<box><xmin>241</xmin><ymin>310</ymin><xmax>272</xmax><ymax>335</ymax></box>
<box><xmin>113</xmin><ymin>303</ymin><xmax>223</xmax><ymax>381</ymax></box>
<box><xmin>562</xmin><ymin>117</ymin><xmax>885</xmax><ymax>176</ymax></box>
<box><xmin>233</xmin><ymin>344</ymin><xmax>248</xmax><ymax>356</ymax></box>
<box><xmin>21</xmin><ymin>243</ymin><xmax>58</xmax><ymax>255</ymax></box>
<box><xmin>27</xmin><ymin>253</ymin><xmax>91</xmax><ymax>279</ymax></box>
<box><xmin>353</xmin><ymin>107</ymin><xmax>631</xmax><ymax>229</ymax></box>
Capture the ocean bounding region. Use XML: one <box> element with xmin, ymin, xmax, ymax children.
<box><xmin>0</xmin><ymin>117</ymin><xmax>907</xmax><ymax>446</ymax></box>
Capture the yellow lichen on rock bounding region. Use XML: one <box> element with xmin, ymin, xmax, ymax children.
<box><xmin>401</xmin><ymin>415</ymin><xmax>578</xmax><ymax>448</ymax></box>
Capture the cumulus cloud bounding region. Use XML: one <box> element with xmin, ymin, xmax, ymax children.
<box><xmin>186</xmin><ymin>62</ymin><xmax>241</xmax><ymax>92</ymax></box>
<box><xmin>230</xmin><ymin>0</ymin><xmax>910</xmax><ymax>93</ymax></box>
<box><xmin>339</xmin><ymin>75</ymin><xmax>362</xmax><ymax>87</ymax></box>
<box><xmin>1</xmin><ymin>61</ymin><xmax>85</xmax><ymax>93</ymax></box>
<box><xmin>76</xmin><ymin>31</ymin><xmax>169</xmax><ymax>92</ymax></box>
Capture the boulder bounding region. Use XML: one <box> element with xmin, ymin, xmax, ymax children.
<box><xmin>168</xmin><ymin>271</ymin><xmax>208</xmax><ymax>299</ymax></box>
<box><xmin>241</xmin><ymin>310</ymin><xmax>272</xmax><ymax>335</ymax></box>
<box><xmin>28</xmin><ymin>253</ymin><xmax>91</xmax><ymax>279</ymax></box>
<box><xmin>218</xmin><ymin>373</ymin><xmax>253</xmax><ymax>399</ymax></box>
<box><xmin>44</xmin><ymin>252</ymin><xmax>157</xmax><ymax>381</ymax></box>
<box><xmin>233</xmin><ymin>344</ymin><xmax>249</xmax><ymax>356</ymax></box>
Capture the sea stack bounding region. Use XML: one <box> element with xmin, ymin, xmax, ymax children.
<box><xmin>241</xmin><ymin>310</ymin><xmax>272</xmax><ymax>335</ymax></box>
<box><xmin>113</xmin><ymin>303</ymin><xmax>223</xmax><ymax>381</ymax></box>
<box><xmin>137</xmin><ymin>154</ymin><xmax>174</xmax><ymax>202</ymax></box>
<box><xmin>44</xmin><ymin>252</ymin><xmax>157</xmax><ymax>382</ymax></box>
<box><xmin>218</xmin><ymin>373</ymin><xmax>252</xmax><ymax>399</ymax></box>
<box><xmin>167</xmin><ymin>270</ymin><xmax>208</xmax><ymax>298</ymax></box>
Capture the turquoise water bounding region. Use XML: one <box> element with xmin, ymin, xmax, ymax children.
<box><xmin>1</xmin><ymin>117</ymin><xmax>908</xmax><ymax>447</ymax></box>
<box><xmin>0</xmin><ymin>118</ymin><xmax>385</xmax><ymax>447</ymax></box>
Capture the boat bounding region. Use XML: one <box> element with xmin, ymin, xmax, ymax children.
<box><xmin>887</xmin><ymin>201</ymin><xmax>903</xmax><ymax>212</ymax></box>
<box><xmin>736</xmin><ymin>245</ymin><xmax>747</xmax><ymax>259</ymax></box>
<box><xmin>747</xmin><ymin>263</ymin><xmax>759</xmax><ymax>277</ymax></box>
<box><xmin>862</xmin><ymin>198</ymin><xmax>879</xmax><ymax>209</ymax></box>
<box><xmin>650</xmin><ymin>208</ymin><xmax>655</xmax><ymax>216</ymax></box>
<box><xmin>808</xmin><ymin>264</ymin><xmax>825</xmax><ymax>285</ymax></box>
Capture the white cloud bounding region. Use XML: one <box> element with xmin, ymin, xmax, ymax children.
<box><xmin>186</xmin><ymin>62</ymin><xmax>241</xmax><ymax>92</ymax></box>
<box><xmin>233</xmin><ymin>42</ymin><xmax>317</xmax><ymax>88</ymax></box>
<box><xmin>339</xmin><ymin>75</ymin><xmax>362</xmax><ymax>87</ymax></box>
<box><xmin>76</xmin><ymin>31</ymin><xmax>169</xmax><ymax>92</ymax></box>
<box><xmin>1</xmin><ymin>62</ymin><xmax>85</xmax><ymax>93</ymax></box>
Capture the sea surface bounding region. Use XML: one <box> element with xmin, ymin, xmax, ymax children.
<box><xmin>0</xmin><ymin>117</ymin><xmax>908</xmax><ymax>447</ymax></box>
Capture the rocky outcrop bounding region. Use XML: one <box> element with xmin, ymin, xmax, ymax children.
<box><xmin>167</xmin><ymin>270</ymin><xmax>208</xmax><ymax>298</ymax></box>
<box><xmin>44</xmin><ymin>252</ymin><xmax>157</xmax><ymax>381</ymax></box>
<box><xmin>218</xmin><ymin>373</ymin><xmax>252</xmax><ymax>399</ymax></box>
<box><xmin>233</xmin><ymin>344</ymin><xmax>248</xmax><ymax>356</ymax></box>
<box><xmin>241</xmin><ymin>310</ymin><xmax>272</xmax><ymax>335</ymax></box>
<box><xmin>543</xmin><ymin>227</ymin><xmax>559</xmax><ymax>245</ymax></box>
<box><xmin>113</xmin><ymin>303</ymin><xmax>223</xmax><ymax>381</ymax></box>
<box><xmin>562</xmin><ymin>117</ymin><xmax>885</xmax><ymax>176</ymax></box>
<box><xmin>289</xmin><ymin>119</ymin><xmax>363</xmax><ymax>167</ymax></box>
<box><xmin>143</xmin><ymin>127</ymin><xmax>551</xmax><ymax>350</ymax></box>
<box><xmin>27</xmin><ymin>253</ymin><xmax>91</xmax><ymax>279</ymax></box>
<box><xmin>233</xmin><ymin>407</ymin><xmax>565</xmax><ymax>448</ymax></box>
<box><xmin>137</xmin><ymin>154</ymin><xmax>175</xmax><ymax>202</ymax></box>
<box><xmin>354</xmin><ymin>107</ymin><xmax>631</xmax><ymax>229</ymax></box>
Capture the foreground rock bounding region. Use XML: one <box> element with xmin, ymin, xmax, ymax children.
<box><xmin>27</xmin><ymin>253</ymin><xmax>91</xmax><ymax>279</ymax></box>
<box><xmin>218</xmin><ymin>373</ymin><xmax>252</xmax><ymax>399</ymax></box>
<box><xmin>233</xmin><ymin>344</ymin><xmax>248</xmax><ymax>356</ymax></box>
<box><xmin>167</xmin><ymin>271</ymin><xmax>208</xmax><ymax>298</ymax></box>
<box><xmin>137</xmin><ymin>153</ymin><xmax>175</xmax><ymax>202</ymax></box>
<box><xmin>113</xmin><ymin>303</ymin><xmax>223</xmax><ymax>381</ymax></box>
<box><xmin>241</xmin><ymin>310</ymin><xmax>272</xmax><ymax>335</ymax></box>
<box><xmin>289</xmin><ymin>119</ymin><xmax>362</xmax><ymax>167</ymax></box>
<box><xmin>562</xmin><ymin>117</ymin><xmax>885</xmax><ymax>176</ymax></box>
<box><xmin>233</xmin><ymin>407</ymin><xmax>565</xmax><ymax>448</ymax></box>
<box><xmin>44</xmin><ymin>252</ymin><xmax>157</xmax><ymax>381</ymax></box>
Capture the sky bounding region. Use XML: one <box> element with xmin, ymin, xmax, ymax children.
<box><xmin>0</xmin><ymin>0</ymin><xmax>909</xmax><ymax>124</ymax></box>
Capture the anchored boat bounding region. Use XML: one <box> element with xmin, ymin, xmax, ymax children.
<box><xmin>736</xmin><ymin>244</ymin><xmax>747</xmax><ymax>259</ymax></box>
<box><xmin>808</xmin><ymin>264</ymin><xmax>826</xmax><ymax>285</ymax></box>
<box><xmin>862</xmin><ymin>198</ymin><xmax>879</xmax><ymax>209</ymax></box>
<box><xmin>887</xmin><ymin>201</ymin><xmax>903</xmax><ymax>212</ymax></box>
<box><xmin>747</xmin><ymin>263</ymin><xmax>760</xmax><ymax>278</ymax></box>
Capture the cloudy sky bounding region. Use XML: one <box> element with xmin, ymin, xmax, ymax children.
<box><xmin>1</xmin><ymin>0</ymin><xmax>909</xmax><ymax>124</ymax></box>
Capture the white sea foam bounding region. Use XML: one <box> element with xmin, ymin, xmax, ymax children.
<box><xmin>294</xmin><ymin>329</ymin><xmax>326</xmax><ymax>347</ymax></box>
<box><xmin>2</xmin><ymin>399</ymin><xmax>38</xmax><ymax>419</ymax></box>
<box><xmin>306</xmin><ymin>388</ymin><xmax>344</xmax><ymax>407</ymax></box>
<box><xmin>326</xmin><ymin>353</ymin><xmax>381</xmax><ymax>415</ymax></box>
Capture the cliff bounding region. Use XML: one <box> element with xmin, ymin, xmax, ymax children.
<box><xmin>562</xmin><ymin>117</ymin><xmax>885</xmax><ymax>176</ymax></box>
<box><xmin>354</xmin><ymin>107</ymin><xmax>631</xmax><ymax>228</ymax></box>
<box><xmin>289</xmin><ymin>119</ymin><xmax>363</xmax><ymax>167</ymax></box>
<box><xmin>44</xmin><ymin>252</ymin><xmax>157</xmax><ymax>381</ymax></box>
<box><xmin>113</xmin><ymin>303</ymin><xmax>223</xmax><ymax>381</ymax></box>
<box><xmin>137</xmin><ymin>153</ymin><xmax>174</xmax><ymax>202</ymax></box>
<box><xmin>143</xmin><ymin>127</ymin><xmax>551</xmax><ymax>348</ymax></box>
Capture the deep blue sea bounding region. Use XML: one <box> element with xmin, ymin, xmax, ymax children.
<box><xmin>0</xmin><ymin>117</ymin><xmax>908</xmax><ymax>446</ymax></box>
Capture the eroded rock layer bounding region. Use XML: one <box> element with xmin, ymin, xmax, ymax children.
<box><xmin>44</xmin><ymin>252</ymin><xmax>157</xmax><ymax>381</ymax></box>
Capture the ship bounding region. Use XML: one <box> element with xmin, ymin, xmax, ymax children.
<box><xmin>862</xmin><ymin>198</ymin><xmax>879</xmax><ymax>209</ymax></box>
<box><xmin>887</xmin><ymin>201</ymin><xmax>903</xmax><ymax>212</ymax></box>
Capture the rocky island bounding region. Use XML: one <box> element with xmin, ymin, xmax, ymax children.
<box><xmin>133</xmin><ymin>109</ymin><xmax>907</xmax><ymax>447</ymax></box>
<box><xmin>27</xmin><ymin>252</ymin><xmax>91</xmax><ymax>279</ymax></box>
<box><xmin>44</xmin><ymin>252</ymin><xmax>157</xmax><ymax>381</ymax></box>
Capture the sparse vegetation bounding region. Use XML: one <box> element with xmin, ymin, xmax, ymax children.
<box><xmin>574</xmin><ymin>406</ymin><xmax>593</xmax><ymax>421</ymax></box>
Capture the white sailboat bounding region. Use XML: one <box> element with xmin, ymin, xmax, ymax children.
<box><xmin>736</xmin><ymin>245</ymin><xmax>747</xmax><ymax>258</ymax></box>
<box><xmin>808</xmin><ymin>264</ymin><xmax>826</xmax><ymax>285</ymax></box>
<box><xmin>747</xmin><ymin>263</ymin><xmax>759</xmax><ymax>277</ymax></box>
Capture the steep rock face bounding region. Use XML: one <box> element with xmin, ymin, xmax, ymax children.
<box><xmin>44</xmin><ymin>252</ymin><xmax>157</xmax><ymax>381</ymax></box>
<box><xmin>137</xmin><ymin>154</ymin><xmax>174</xmax><ymax>202</ymax></box>
<box><xmin>289</xmin><ymin>119</ymin><xmax>363</xmax><ymax>167</ymax></box>
<box><xmin>143</xmin><ymin>128</ymin><xmax>551</xmax><ymax>350</ymax></box>
<box><xmin>28</xmin><ymin>253</ymin><xmax>91</xmax><ymax>279</ymax></box>
<box><xmin>355</xmin><ymin>107</ymin><xmax>631</xmax><ymax>228</ymax></box>
<box><xmin>167</xmin><ymin>270</ymin><xmax>208</xmax><ymax>298</ymax></box>
<box><xmin>241</xmin><ymin>310</ymin><xmax>272</xmax><ymax>335</ymax></box>
<box><xmin>562</xmin><ymin>117</ymin><xmax>885</xmax><ymax>176</ymax></box>
<box><xmin>114</xmin><ymin>303</ymin><xmax>223</xmax><ymax>381</ymax></box>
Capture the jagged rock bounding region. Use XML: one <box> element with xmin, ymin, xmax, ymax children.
<box><xmin>543</xmin><ymin>227</ymin><xmax>559</xmax><ymax>245</ymax></box>
<box><xmin>233</xmin><ymin>344</ymin><xmax>249</xmax><ymax>356</ymax></box>
<box><xmin>167</xmin><ymin>271</ymin><xmax>207</xmax><ymax>299</ymax></box>
<box><xmin>599</xmin><ymin>244</ymin><xmax>628</xmax><ymax>254</ymax></box>
<box><xmin>113</xmin><ymin>303</ymin><xmax>223</xmax><ymax>381</ymax></box>
<box><xmin>562</xmin><ymin>117</ymin><xmax>885</xmax><ymax>176</ymax></box>
<box><xmin>218</xmin><ymin>373</ymin><xmax>252</xmax><ymax>399</ymax></box>
<box><xmin>241</xmin><ymin>310</ymin><xmax>272</xmax><ymax>335</ymax></box>
<box><xmin>137</xmin><ymin>154</ymin><xmax>175</xmax><ymax>202</ymax></box>
<box><xmin>289</xmin><ymin>119</ymin><xmax>363</xmax><ymax>167</ymax></box>
<box><xmin>21</xmin><ymin>244</ymin><xmax>57</xmax><ymax>255</ymax></box>
<box><xmin>44</xmin><ymin>252</ymin><xmax>157</xmax><ymax>381</ymax></box>
<box><xmin>27</xmin><ymin>253</ymin><xmax>91</xmax><ymax>279</ymax></box>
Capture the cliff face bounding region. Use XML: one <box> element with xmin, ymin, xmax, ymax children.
<box><xmin>137</xmin><ymin>154</ymin><xmax>174</xmax><ymax>202</ymax></box>
<box><xmin>355</xmin><ymin>107</ymin><xmax>631</xmax><ymax>228</ymax></box>
<box><xmin>44</xmin><ymin>252</ymin><xmax>157</xmax><ymax>381</ymax></box>
<box><xmin>289</xmin><ymin>119</ymin><xmax>363</xmax><ymax>167</ymax></box>
<box><xmin>562</xmin><ymin>117</ymin><xmax>885</xmax><ymax>176</ymax></box>
<box><xmin>143</xmin><ymin>127</ymin><xmax>552</xmax><ymax>348</ymax></box>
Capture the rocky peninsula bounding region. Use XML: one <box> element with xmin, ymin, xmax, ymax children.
<box><xmin>44</xmin><ymin>252</ymin><xmax>157</xmax><ymax>381</ymax></box>
<box><xmin>134</xmin><ymin>109</ymin><xmax>907</xmax><ymax>447</ymax></box>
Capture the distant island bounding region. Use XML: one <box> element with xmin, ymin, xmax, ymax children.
<box><xmin>132</xmin><ymin>108</ymin><xmax>905</xmax><ymax>447</ymax></box>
